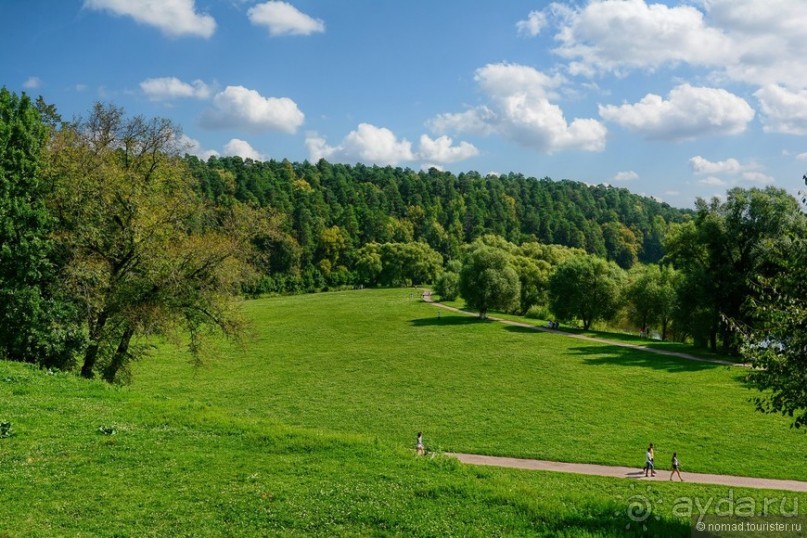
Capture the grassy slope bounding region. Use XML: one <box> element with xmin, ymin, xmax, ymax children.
<box><xmin>1</xmin><ymin>289</ymin><xmax>805</xmax><ymax>536</ymax></box>
<box><xmin>139</xmin><ymin>290</ymin><xmax>805</xmax><ymax>480</ymax></box>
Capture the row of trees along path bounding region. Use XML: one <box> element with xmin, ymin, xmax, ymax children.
<box><xmin>423</xmin><ymin>293</ymin><xmax>747</xmax><ymax>368</ymax></box>
<box><xmin>419</xmin><ymin>294</ymin><xmax>807</xmax><ymax>492</ymax></box>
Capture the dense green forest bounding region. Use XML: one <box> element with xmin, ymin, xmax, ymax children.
<box><xmin>1</xmin><ymin>90</ymin><xmax>805</xmax><ymax>426</ymax></box>
<box><xmin>188</xmin><ymin>155</ymin><xmax>687</xmax><ymax>293</ymax></box>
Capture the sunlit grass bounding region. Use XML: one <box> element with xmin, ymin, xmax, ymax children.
<box><xmin>1</xmin><ymin>288</ymin><xmax>804</xmax><ymax>536</ymax></box>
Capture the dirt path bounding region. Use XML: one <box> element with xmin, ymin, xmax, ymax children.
<box><xmin>422</xmin><ymin>295</ymin><xmax>747</xmax><ymax>368</ymax></box>
<box><xmin>448</xmin><ymin>453</ymin><xmax>807</xmax><ymax>492</ymax></box>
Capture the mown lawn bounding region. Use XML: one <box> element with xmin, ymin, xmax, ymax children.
<box><xmin>136</xmin><ymin>289</ymin><xmax>805</xmax><ymax>480</ymax></box>
<box><xmin>1</xmin><ymin>361</ymin><xmax>804</xmax><ymax>537</ymax></box>
<box><xmin>1</xmin><ymin>288</ymin><xmax>805</xmax><ymax>536</ymax></box>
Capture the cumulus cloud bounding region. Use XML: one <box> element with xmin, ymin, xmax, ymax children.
<box><xmin>539</xmin><ymin>0</ymin><xmax>807</xmax><ymax>87</ymax></box>
<box><xmin>689</xmin><ymin>156</ymin><xmax>742</xmax><ymax>175</ymax></box>
<box><xmin>599</xmin><ymin>84</ymin><xmax>754</xmax><ymax>141</ymax></box>
<box><xmin>178</xmin><ymin>134</ymin><xmax>220</xmax><ymax>160</ymax></box>
<box><xmin>306</xmin><ymin>124</ymin><xmax>413</xmax><ymax>166</ymax></box>
<box><xmin>546</xmin><ymin>0</ymin><xmax>730</xmax><ymax>77</ymax></box>
<box><xmin>516</xmin><ymin>10</ymin><xmax>547</xmax><ymax>37</ymax></box>
<box><xmin>613</xmin><ymin>170</ymin><xmax>638</xmax><ymax>182</ymax></box>
<box><xmin>796</xmin><ymin>152</ymin><xmax>807</xmax><ymax>161</ymax></box>
<box><xmin>140</xmin><ymin>77</ymin><xmax>210</xmax><ymax>101</ymax></box>
<box><xmin>200</xmin><ymin>85</ymin><xmax>304</xmax><ymax>133</ymax></box>
<box><xmin>754</xmin><ymin>85</ymin><xmax>807</xmax><ymax>135</ymax></box>
<box><xmin>305</xmin><ymin>125</ymin><xmax>478</xmax><ymax>166</ymax></box>
<box><xmin>248</xmin><ymin>1</ymin><xmax>324</xmax><ymax>36</ymax></box>
<box><xmin>429</xmin><ymin>63</ymin><xmax>607</xmax><ymax>153</ymax></box>
<box><xmin>690</xmin><ymin>156</ymin><xmax>774</xmax><ymax>187</ymax></box>
<box><xmin>23</xmin><ymin>76</ymin><xmax>41</xmax><ymax>89</ymax></box>
<box><xmin>223</xmin><ymin>138</ymin><xmax>265</xmax><ymax>161</ymax></box>
<box><xmin>83</xmin><ymin>0</ymin><xmax>215</xmax><ymax>38</ymax></box>
<box><xmin>418</xmin><ymin>135</ymin><xmax>478</xmax><ymax>164</ymax></box>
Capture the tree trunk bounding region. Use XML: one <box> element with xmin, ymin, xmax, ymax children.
<box><xmin>103</xmin><ymin>325</ymin><xmax>135</xmax><ymax>383</ymax></box>
<box><xmin>80</xmin><ymin>311</ymin><xmax>109</xmax><ymax>378</ymax></box>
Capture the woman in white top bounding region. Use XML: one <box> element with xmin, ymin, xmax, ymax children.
<box><xmin>670</xmin><ymin>452</ymin><xmax>683</xmax><ymax>481</ymax></box>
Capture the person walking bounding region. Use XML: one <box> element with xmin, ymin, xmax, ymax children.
<box><xmin>644</xmin><ymin>443</ymin><xmax>656</xmax><ymax>477</ymax></box>
<box><xmin>670</xmin><ymin>452</ymin><xmax>683</xmax><ymax>481</ymax></box>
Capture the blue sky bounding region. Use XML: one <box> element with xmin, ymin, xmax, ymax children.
<box><xmin>3</xmin><ymin>0</ymin><xmax>807</xmax><ymax>208</ymax></box>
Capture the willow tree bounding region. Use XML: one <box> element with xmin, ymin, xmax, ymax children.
<box><xmin>548</xmin><ymin>254</ymin><xmax>625</xmax><ymax>330</ymax></box>
<box><xmin>46</xmin><ymin>103</ymin><xmax>261</xmax><ymax>383</ymax></box>
<box><xmin>458</xmin><ymin>244</ymin><xmax>520</xmax><ymax>319</ymax></box>
<box><xmin>739</xmin><ymin>178</ymin><xmax>807</xmax><ymax>428</ymax></box>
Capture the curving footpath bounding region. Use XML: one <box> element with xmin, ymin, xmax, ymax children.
<box><xmin>419</xmin><ymin>293</ymin><xmax>802</xmax><ymax>491</ymax></box>
<box><xmin>422</xmin><ymin>293</ymin><xmax>748</xmax><ymax>368</ymax></box>
<box><xmin>448</xmin><ymin>453</ymin><xmax>807</xmax><ymax>492</ymax></box>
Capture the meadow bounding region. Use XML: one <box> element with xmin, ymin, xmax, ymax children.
<box><xmin>1</xmin><ymin>288</ymin><xmax>805</xmax><ymax>536</ymax></box>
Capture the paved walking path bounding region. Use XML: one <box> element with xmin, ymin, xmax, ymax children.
<box><xmin>422</xmin><ymin>293</ymin><xmax>748</xmax><ymax>368</ymax></box>
<box><xmin>448</xmin><ymin>453</ymin><xmax>807</xmax><ymax>492</ymax></box>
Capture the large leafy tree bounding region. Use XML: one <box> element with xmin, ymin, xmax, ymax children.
<box><xmin>665</xmin><ymin>187</ymin><xmax>802</xmax><ymax>353</ymax></box>
<box><xmin>458</xmin><ymin>244</ymin><xmax>520</xmax><ymax>319</ymax></box>
<box><xmin>625</xmin><ymin>264</ymin><xmax>679</xmax><ymax>340</ymax></box>
<box><xmin>46</xmin><ymin>104</ymin><xmax>259</xmax><ymax>382</ymax></box>
<box><xmin>548</xmin><ymin>254</ymin><xmax>625</xmax><ymax>330</ymax></box>
<box><xmin>739</xmin><ymin>178</ymin><xmax>807</xmax><ymax>428</ymax></box>
<box><xmin>0</xmin><ymin>88</ymin><xmax>82</xmax><ymax>367</ymax></box>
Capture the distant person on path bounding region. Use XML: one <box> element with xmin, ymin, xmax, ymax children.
<box><xmin>670</xmin><ymin>452</ymin><xmax>683</xmax><ymax>481</ymax></box>
<box><xmin>644</xmin><ymin>443</ymin><xmax>656</xmax><ymax>477</ymax></box>
<box><xmin>416</xmin><ymin>432</ymin><xmax>424</xmax><ymax>455</ymax></box>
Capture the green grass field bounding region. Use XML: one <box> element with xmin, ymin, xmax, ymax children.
<box><xmin>1</xmin><ymin>288</ymin><xmax>805</xmax><ymax>536</ymax></box>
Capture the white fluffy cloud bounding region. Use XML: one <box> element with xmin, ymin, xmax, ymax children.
<box><xmin>690</xmin><ymin>156</ymin><xmax>774</xmax><ymax>187</ymax></box>
<box><xmin>754</xmin><ymin>85</ymin><xmax>807</xmax><ymax>135</ymax></box>
<box><xmin>516</xmin><ymin>10</ymin><xmax>547</xmax><ymax>37</ymax></box>
<box><xmin>201</xmin><ymin>85</ymin><xmax>304</xmax><ymax>133</ymax></box>
<box><xmin>418</xmin><ymin>135</ymin><xmax>478</xmax><ymax>164</ymax></box>
<box><xmin>547</xmin><ymin>0</ymin><xmax>730</xmax><ymax>77</ymax></box>
<box><xmin>23</xmin><ymin>76</ymin><xmax>41</xmax><ymax>89</ymax></box>
<box><xmin>223</xmin><ymin>138</ymin><xmax>265</xmax><ymax>161</ymax></box>
<box><xmin>430</xmin><ymin>63</ymin><xmax>607</xmax><ymax>153</ymax></box>
<box><xmin>796</xmin><ymin>152</ymin><xmax>807</xmax><ymax>162</ymax></box>
<box><xmin>307</xmin><ymin>124</ymin><xmax>413</xmax><ymax>166</ymax></box>
<box><xmin>537</xmin><ymin>0</ymin><xmax>807</xmax><ymax>88</ymax></box>
<box><xmin>599</xmin><ymin>84</ymin><xmax>754</xmax><ymax>140</ymax></box>
<box><xmin>178</xmin><ymin>134</ymin><xmax>219</xmax><ymax>160</ymax></box>
<box><xmin>140</xmin><ymin>77</ymin><xmax>210</xmax><ymax>101</ymax></box>
<box><xmin>613</xmin><ymin>170</ymin><xmax>638</xmax><ymax>182</ymax></box>
<box><xmin>306</xmin><ymin>125</ymin><xmax>478</xmax><ymax>166</ymax></box>
<box><xmin>83</xmin><ymin>0</ymin><xmax>215</xmax><ymax>38</ymax></box>
<box><xmin>248</xmin><ymin>1</ymin><xmax>324</xmax><ymax>36</ymax></box>
<box><xmin>342</xmin><ymin>124</ymin><xmax>414</xmax><ymax>165</ymax></box>
<box><xmin>689</xmin><ymin>156</ymin><xmax>742</xmax><ymax>175</ymax></box>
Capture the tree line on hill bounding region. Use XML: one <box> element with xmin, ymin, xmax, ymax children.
<box><xmin>0</xmin><ymin>90</ymin><xmax>804</xmax><ymax>427</ymax></box>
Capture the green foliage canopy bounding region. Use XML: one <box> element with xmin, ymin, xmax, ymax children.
<box><xmin>548</xmin><ymin>254</ymin><xmax>625</xmax><ymax>330</ymax></box>
<box><xmin>458</xmin><ymin>244</ymin><xmax>520</xmax><ymax>318</ymax></box>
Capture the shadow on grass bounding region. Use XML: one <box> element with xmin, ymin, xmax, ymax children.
<box><xmin>481</xmin><ymin>492</ymin><xmax>690</xmax><ymax>537</ymax></box>
<box><xmin>502</xmin><ymin>324</ymin><xmax>551</xmax><ymax>335</ymax></box>
<box><xmin>410</xmin><ymin>315</ymin><xmax>489</xmax><ymax>327</ymax></box>
<box><xmin>571</xmin><ymin>344</ymin><xmax>724</xmax><ymax>373</ymax></box>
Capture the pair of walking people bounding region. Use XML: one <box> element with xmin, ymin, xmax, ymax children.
<box><xmin>645</xmin><ymin>443</ymin><xmax>684</xmax><ymax>481</ymax></box>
